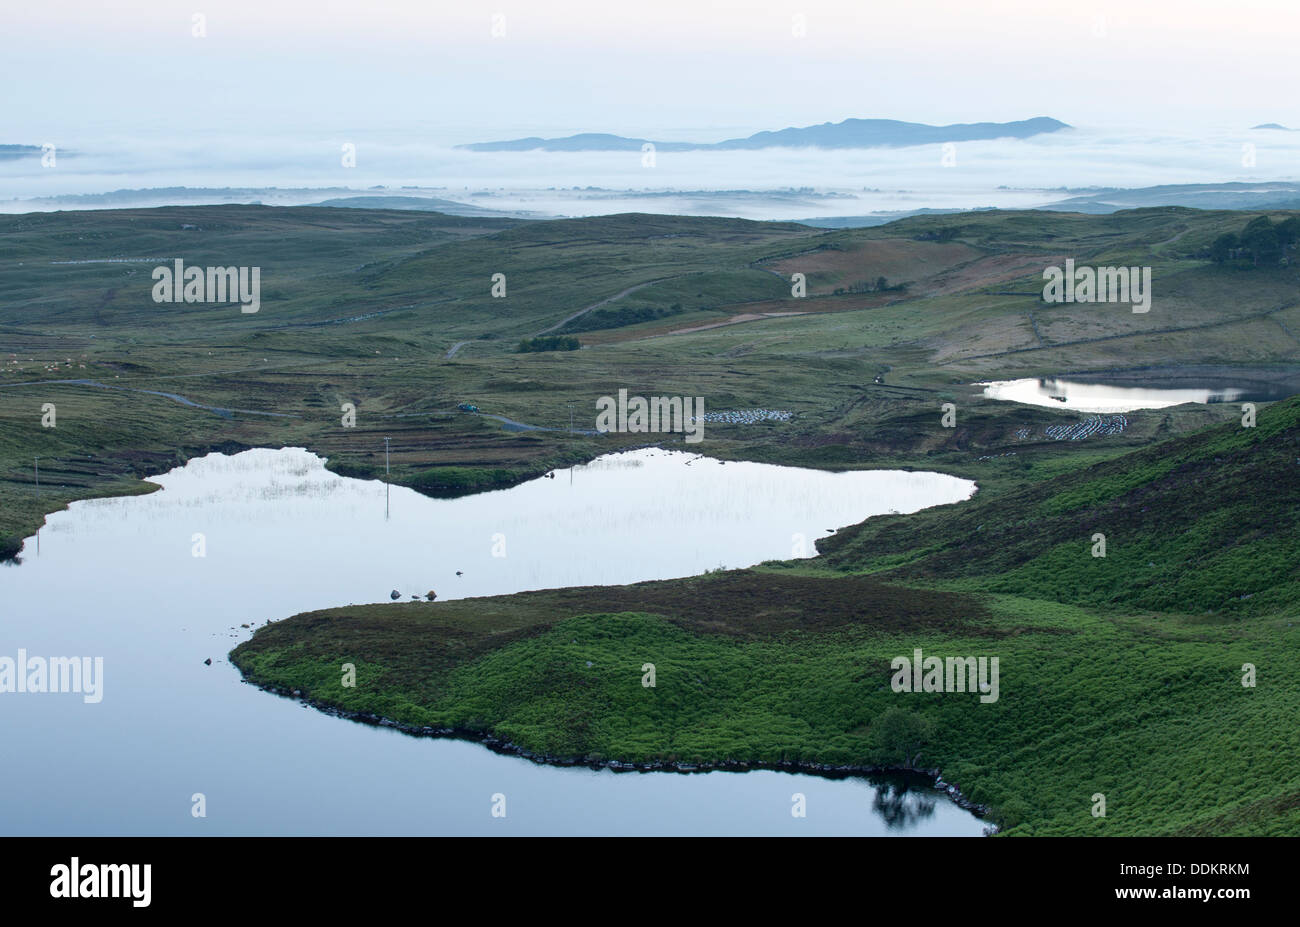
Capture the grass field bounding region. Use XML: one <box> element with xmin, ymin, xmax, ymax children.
<box><xmin>4</xmin><ymin>204</ymin><xmax>1284</xmax><ymax>552</ymax></box>
<box><xmin>5</xmin><ymin>203</ymin><xmax>1299</xmax><ymax>833</ymax></box>
<box><xmin>231</xmin><ymin>399</ymin><xmax>1300</xmax><ymax>835</ymax></box>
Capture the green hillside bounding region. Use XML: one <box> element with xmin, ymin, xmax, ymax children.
<box><xmin>821</xmin><ymin>395</ymin><xmax>1300</xmax><ymax>616</ymax></box>
<box><xmin>232</xmin><ymin>403</ymin><xmax>1300</xmax><ymax>835</ymax></box>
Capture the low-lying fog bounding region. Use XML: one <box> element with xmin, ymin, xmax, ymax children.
<box><xmin>5</xmin><ymin>125</ymin><xmax>1300</xmax><ymax>219</ymax></box>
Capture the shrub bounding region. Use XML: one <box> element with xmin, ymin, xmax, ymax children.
<box><xmin>517</xmin><ymin>336</ymin><xmax>580</xmax><ymax>353</ymax></box>
<box><xmin>0</xmin><ymin>535</ymin><xmax>21</xmax><ymax>561</ymax></box>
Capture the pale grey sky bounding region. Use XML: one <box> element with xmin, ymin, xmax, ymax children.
<box><xmin>5</xmin><ymin>0</ymin><xmax>1298</xmax><ymax>141</ymax></box>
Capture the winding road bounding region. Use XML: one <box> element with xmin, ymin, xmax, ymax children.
<box><xmin>533</xmin><ymin>276</ymin><xmax>682</xmax><ymax>336</ymax></box>
<box><xmin>0</xmin><ymin>378</ymin><xmax>299</xmax><ymax>418</ymax></box>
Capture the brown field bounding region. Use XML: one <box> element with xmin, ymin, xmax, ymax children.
<box><xmin>768</xmin><ymin>239</ymin><xmax>985</xmax><ymax>295</ymax></box>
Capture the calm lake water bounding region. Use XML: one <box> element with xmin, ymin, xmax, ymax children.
<box><xmin>0</xmin><ymin>448</ymin><xmax>984</xmax><ymax>836</ymax></box>
<box><xmin>979</xmin><ymin>376</ymin><xmax>1295</xmax><ymax>412</ymax></box>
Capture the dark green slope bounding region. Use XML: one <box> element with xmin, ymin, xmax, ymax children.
<box><xmin>821</xmin><ymin>396</ymin><xmax>1300</xmax><ymax>617</ymax></box>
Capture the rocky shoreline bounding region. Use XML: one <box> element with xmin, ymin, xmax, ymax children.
<box><xmin>246</xmin><ymin>677</ymin><xmax>997</xmax><ymax>833</ymax></box>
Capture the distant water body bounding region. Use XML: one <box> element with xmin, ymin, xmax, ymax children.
<box><xmin>980</xmin><ymin>376</ymin><xmax>1297</xmax><ymax>412</ymax></box>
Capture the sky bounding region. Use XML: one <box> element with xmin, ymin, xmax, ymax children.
<box><xmin>4</xmin><ymin>1</ymin><xmax>1299</xmax><ymax>213</ymax></box>
<box><xmin>5</xmin><ymin>0</ymin><xmax>1299</xmax><ymax>142</ymax></box>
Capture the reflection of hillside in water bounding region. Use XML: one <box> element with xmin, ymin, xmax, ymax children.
<box><xmin>17</xmin><ymin>446</ymin><xmax>975</xmax><ymax>598</ymax></box>
<box><xmin>55</xmin><ymin>449</ymin><xmax>368</xmax><ymax>537</ymax></box>
<box><xmin>575</xmin><ymin>457</ymin><xmax>644</xmax><ymax>470</ymax></box>
<box><xmin>872</xmin><ymin>780</ymin><xmax>939</xmax><ymax>830</ymax></box>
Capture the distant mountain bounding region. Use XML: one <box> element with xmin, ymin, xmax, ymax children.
<box><xmin>794</xmin><ymin>208</ymin><xmax>985</xmax><ymax>228</ymax></box>
<box><xmin>1041</xmin><ymin>181</ymin><xmax>1300</xmax><ymax>213</ymax></box>
<box><xmin>460</xmin><ymin>117</ymin><xmax>1070</xmax><ymax>152</ymax></box>
<box><xmin>797</xmin><ymin>183</ymin><xmax>1300</xmax><ymax>228</ymax></box>
<box><xmin>464</xmin><ymin>133</ymin><xmax>661</xmax><ymax>152</ymax></box>
<box><xmin>712</xmin><ymin>117</ymin><xmax>1070</xmax><ymax>150</ymax></box>
<box><xmin>1251</xmin><ymin>123</ymin><xmax>1291</xmax><ymax>130</ymax></box>
<box><xmin>0</xmin><ymin>144</ymin><xmax>45</xmax><ymax>160</ymax></box>
<box><xmin>308</xmin><ymin>195</ymin><xmax>537</xmax><ymax>218</ymax></box>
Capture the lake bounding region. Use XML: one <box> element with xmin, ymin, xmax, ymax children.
<box><xmin>0</xmin><ymin>447</ymin><xmax>985</xmax><ymax>836</ymax></box>
<box><xmin>979</xmin><ymin>374</ymin><xmax>1297</xmax><ymax>412</ymax></box>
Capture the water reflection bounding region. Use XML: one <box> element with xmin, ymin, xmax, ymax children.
<box><xmin>979</xmin><ymin>377</ymin><xmax>1271</xmax><ymax>412</ymax></box>
<box><xmin>0</xmin><ymin>448</ymin><xmax>984</xmax><ymax>836</ymax></box>
<box><xmin>872</xmin><ymin>776</ymin><xmax>940</xmax><ymax>830</ymax></box>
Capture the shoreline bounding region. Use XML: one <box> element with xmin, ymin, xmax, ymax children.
<box><xmin>1</xmin><ymin>431</ymin><xmax>984</xmax><ymax>564</ymax></box>
<box><xmin>0</xmin><ymin>437</ymin><xmax>627</xmax><ymax>565</ymax></box>
<box><xmin>239</xmin><ymin>675</ymin><xmax>997</xmax><ymax>833</ymax></box>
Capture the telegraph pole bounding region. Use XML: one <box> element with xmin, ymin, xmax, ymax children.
<box><xmin>33</xmin><ymin>457</ymin><xmax>41</xmax><ymax>554</ymax></box>
<box><xmin>383</xmin><ymin>438</ymin><xmax>391</xmax><ymax>518</ymax></box>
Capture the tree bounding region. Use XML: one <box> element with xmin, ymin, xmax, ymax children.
<box><xmin>516</xmin><ymin>335</ymin><xmax>580</xmax><ymax>353</ymax></box>
<box><xmin>1240</xmin><ymin>216</ymin><xmax>1282</xmax><ymax>266</ymax></box>
<box><xmin>870</xmin><ymin>707</ymin><xmax>934</xmax><ymax>769</ymax></box>
<box><xmin>1209</xmin><ymin>232</ymin><xmax>1238</xmax><ymax>264</ymax></box>
<box><xmin>1276</xmin><ymin>217</ymin><xmax>1300</xmax><ymax>251</ymax></box>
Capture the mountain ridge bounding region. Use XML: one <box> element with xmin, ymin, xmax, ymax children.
<box><xmin>460</xmin><ymin>116</ymin><xmax>1071</xmax><ymax>152</ymax></box>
